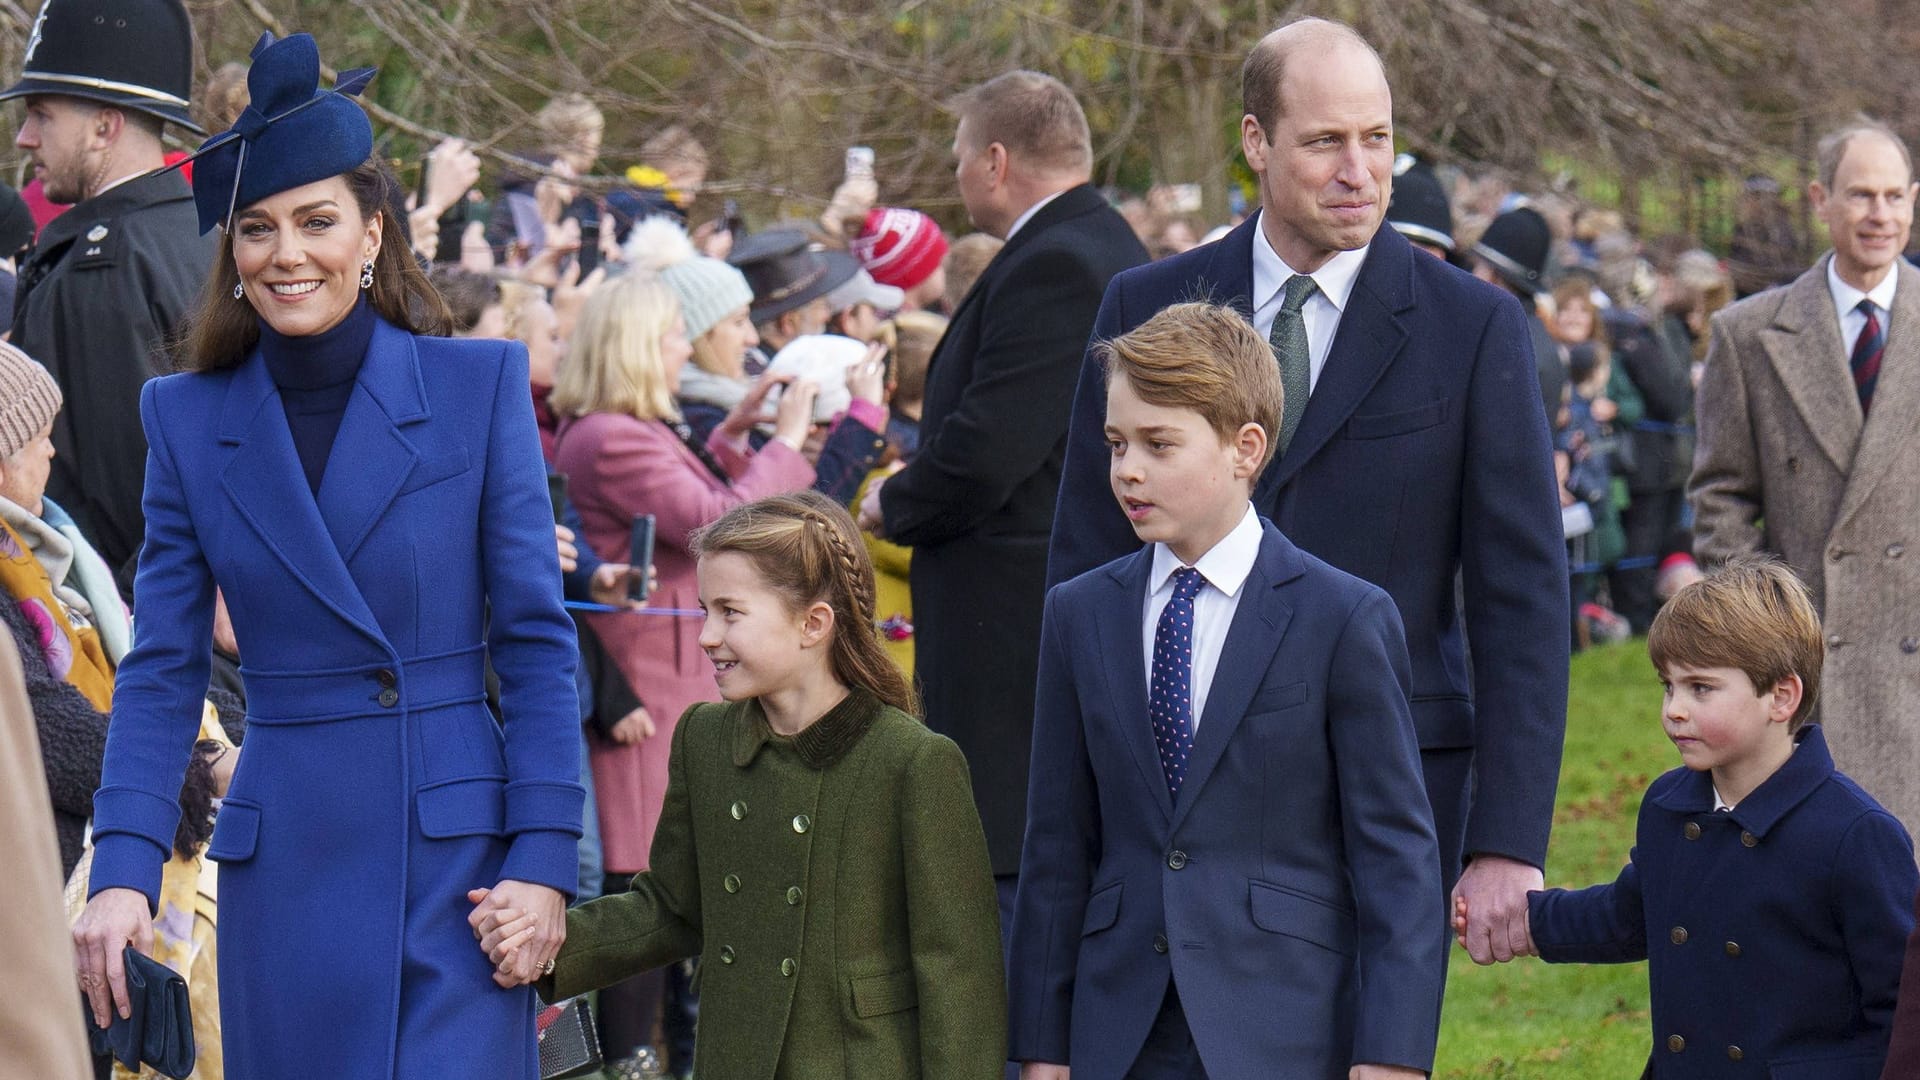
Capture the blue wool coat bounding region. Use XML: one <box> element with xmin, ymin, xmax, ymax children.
<box><xmin>88</xmin><ymin>319</ymin><xmax>584</xmax><ymax>1080</ymax></box>
<box><xmin>1529</xmin><ymin>726</ymin><xmax>1916</xmax><ymax>1079</ymax></box>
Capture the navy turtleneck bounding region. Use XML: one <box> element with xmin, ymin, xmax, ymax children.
<box><xmin>260</xmin><ymin>295</ymin><xmax>377</xmax><ymax>494</ymax></box>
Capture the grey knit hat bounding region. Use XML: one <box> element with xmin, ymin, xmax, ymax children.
<box><xmin>0</xmin><ymin>343</ymin><xmax>62</xmax><ymax>460</ymax></box>
<box><xmin>627</xmin><ymin>216</ymin><xmax>754</xmax><ymax>341</ymax></box>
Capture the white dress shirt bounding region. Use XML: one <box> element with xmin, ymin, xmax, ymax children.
<box><xmin>1827</xmin><ymin>255</ymin><xmax>1899</xmax><ymax>355</ymax></box>
<box><xmin>1005</xmin><ymin>189</ymin><xmax>1067</xmax><ymax>241</ymax></box>
<box><xmin>1251</xmin><ymin>215</ymin><xmax>1368</xmax><ymax>394</ymax></box>
<box><xmin>1141</xmin><ymin>505</ymin><xmax>1263</xmax><ymax>734</ymax></box>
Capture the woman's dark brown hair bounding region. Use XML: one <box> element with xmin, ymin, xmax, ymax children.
<box><xmin>173</xmin><ymin>158</ymin><xmax>452</xmax><ymax>372</ymax></box>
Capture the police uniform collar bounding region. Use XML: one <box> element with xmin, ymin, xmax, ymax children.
<box><xmin>32</xmin><ymin>167</ymin><xmax>191</xmax><ymax>249</ymax></box>
<box><xmin>732</xmin><ymin>686</ymin><xmax>881</xmax><ymax>769</ymax></box>
<box><xmin>1647</xmin><ymin>724</ymin><xmax>1834</xmax><ymax>840</ymax></box>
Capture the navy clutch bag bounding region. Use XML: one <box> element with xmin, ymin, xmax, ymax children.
<box><xmin>86</xmin><ymin>946</ymin><xmax>195</xmax><ymax>1079</ymax></box>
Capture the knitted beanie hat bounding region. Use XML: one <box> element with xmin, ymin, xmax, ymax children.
<box><xmin>852</xmin><ymin>207</ymin><xmax>949</xmax><ymax>290</ymax></box>
<box><xmin>626</xmin><ymin>216</ymin><xmax>754</xmax><ymax>341</ymax></box>
<box><xmin>0</xmin><ymin>342</ymin><xmax>62</xmax><ymax>460</ymax></box>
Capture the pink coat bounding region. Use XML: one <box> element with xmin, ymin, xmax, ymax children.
<box><xmin>553</xmin><ymin>412</ymin><xmax>814</xmax><ymax>871</ymax></box>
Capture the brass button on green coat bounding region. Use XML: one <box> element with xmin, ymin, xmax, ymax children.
<box><xmin>780</xmin><ymin>957</ymin><xmax>796</xmax><ymax>977</ymax></box>
<box><xmin>724</xmin><ymin>874</ymin><xmax>741</xmax><ymax>893</ymax></box>
<box><xmin>792</xmin><ymin>813</ymin><xmax>810</xmax><ymax>834</ymax></box>
<box><xmin>786</xmin><ymin>886</ymin><xmax>802</xmax><ymax>905</ymax></box>
<box><xmin>719</xmin><ymin>945</ymin><xmax>735</xmax><ymax>964</ymax></box>
<box><xmin>731</xmin><ymin>800</ymin><xmax>747</xmax><ymax>820</ymax></box>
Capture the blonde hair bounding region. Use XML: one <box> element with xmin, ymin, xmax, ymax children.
<box><xmin>535</xmin><ymin>93</ymin><xmax>605</xmax><ymax>161</ymax></box>
<box><xmin>1647</xmin><ymin>555</ymin><xmax>1825</xmax><ymax>731</ymax></box>
<box><xmin>691</xmin><ymin>492</ymin><xmax>917</xmax><ymax>716</ymax></box>
<box><xmin>548</xmin><ymin>272</ymin><xmax>682</xmax><ymax>423</ymax></box>
<box><xmin>1097</xmin><ymin>301</ymin><xmax>1286</xmax><ymax>474</ymax></box>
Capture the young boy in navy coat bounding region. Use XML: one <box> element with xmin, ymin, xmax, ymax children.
<box><xmin>1497</xmin><ymin>557</ymin><xmax>1917</xmax><ymax>1078</ymax></box>
<box><xmin>1009</xmin><ymin>302</ymin><xmax>1445</xmax><ymax>1080</ymax></box>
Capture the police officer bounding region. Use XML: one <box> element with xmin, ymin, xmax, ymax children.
<box><xmin>1</xmin><ymin>0</ymin><xmax>214</xmax><ymax>582</ymax></box>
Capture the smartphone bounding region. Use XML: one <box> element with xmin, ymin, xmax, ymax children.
<box><xmin>846</xmin><ymin>146</ymin><xmax>874</xmax><ymax>180</ymax></box>
<box><xmin>577</xmin><ymin>218</ymin><xmax>602</xmax><ymax>277</ymax></box>
<box><xmin>546</xmin><ymin>473</ymin><xmax>569</xmax><ymax>524</ymax></box>
<box><xmin>628</xmin><ymin>514</ymin><xmax>656</xmax><ymax>603</ymax></box>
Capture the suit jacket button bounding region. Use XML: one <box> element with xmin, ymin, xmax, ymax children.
<box><xmin>1166</xmin><ymin>850</ymin><xmax>1188</xmax><ymax>870</ymax></box>
<box><xmin>787</xmin><ymin>886</ymin><xmax>803</xmax><ymax>905</ymax></box>
<box><xmin>1741</xmin><ymin>831</ymin><xmax>1758</xmax><ymax>847</ymax></box>
<box><xmin>1683</xmin><ymin>822</ymin><xmax>1702</xmax><ymax>840</ymax></box>
<box><xmin>780</xmin><ymin>958</ymin><xmax>796</xmax><ymax>977</ymax></box>
<box><xmin>1669</xmin><ymin>926</ymin><xmax>1688</xmax><ymax>945</ymax></box>
<box><xmin>375</xmin><ymin>668</ymin><xmax>396</xmax><ymax>688</ymax></box>
<box><xmin>1727</xmin><ymin>1046</ymin><xmax>1743</xmax><ymax>1061</ymax></box>
<box><xmin>1667</xmin><ymin>1035</ymin><xmax>1685</xmax><ymax>1053</ymax></box>
<box><xmin>718</xmin><ymin>945</ymin><xmax>736</xmax><ymax>964</ymax></box>
<box><xmin>731</xmin><ymin>800</ymin><xmax>747</xmax><ymax>820</ymax></box>
<box><xmin>792</xmin><ymin>814</ymin><xmax>811</xmax><ymax>834</ymax></box>
<box><xmin>1724</xmin><ymin>941</ymin><xmax>1741</xmax><ymax>957</ymax></box>
<box><xmin>724</xmin><ymin>874</ymin><xmax>741</xmax><ymax>893</ymax></box>
<box><xmin>378</xmin><ymin>688</ymin><xmax>399</xmax><ymax>708</ymax></box>
<box><xmin>1152</xmin><ymin>933</ymin><xmax>1169</xmax><ymax>954</ymax></box>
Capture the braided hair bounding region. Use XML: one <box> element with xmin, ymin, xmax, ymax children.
<box><xmin>690</xmin><ymin>490</ymin><xmax>918</xmax><ymax>716</ymax></box>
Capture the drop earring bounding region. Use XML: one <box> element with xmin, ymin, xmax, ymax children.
<box><xmin>360</xmin><ymin>260</ymin><xmax>375</xmax><ymax>290</ymax></box>
<box><xmin>233</xmin><ymin>282</ymin><xmax>244</xmax><ymax>300</ymax></box>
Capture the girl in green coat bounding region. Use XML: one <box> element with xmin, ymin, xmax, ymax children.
<box><xmin>474</xmin><ymin>491</ymin><xmax>1007</xmax><ymax>1078</ymax></box>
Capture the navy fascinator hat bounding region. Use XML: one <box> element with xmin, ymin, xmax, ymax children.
<box><xmin>178</xmin><ymin>33</ymin><xmax>376</xmax><ymax>235</ymax></box>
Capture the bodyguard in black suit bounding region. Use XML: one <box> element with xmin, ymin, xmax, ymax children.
<box><xmin>1047</xmin><ymin>19</ymin><xmax>1568</xmax><ymax>975</ymax></box>
<box><xmin>858</xmin><ymin>72</ymin><xmax>1148</xmax><ymax>898</ymax></box>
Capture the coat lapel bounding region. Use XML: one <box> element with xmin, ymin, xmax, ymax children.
<box><xmin>1759</xmin><ymin>259</ymin><xmax>1861</xmax><ymax>474</ymax></box>
<box><xmin>1096</xmin><ymin>549</ymin><xmax>1174</xmax><ymax>824</ymax></box>
<box><xmin>1834</xmin><ymin>259</ymin><xmax>1920</xmax><ymax>531</ymax></box>
<box><xmin>1168</xmin><ymin>524</ymin><xmax>1303</xmax><ymax>833</ymax></box>
<box><xmin>1258</xmin><ymin>228</ymin><xmax>1413</xmax><ymax>502</ymax></box>
<box><xmin>314</xmin><ymin>319</ymin><xmax>430</xmax><ymax>563</ymax></box>
<box><xmin>1197</xmin><ymin>213</ymin><xmax>1259</xmax><ymax>320</ymax></box>
<box><xmin>217</xmin><ymin>354</ymin><xmax>384</xmax><ymax>646</ymax></box>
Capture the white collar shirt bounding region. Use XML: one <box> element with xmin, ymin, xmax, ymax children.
<box><xmin>1827</xmin><ymin>255</ymin><xmax>1899</xmax><ymax>356</ymax></box>
<box><xmin>1005</xmin><ymin>189</ymin><xmax>1067</xmax><ymax>242</ymax></box>
<box><xmin>1251</xmin><ymin>214</ymin><xmax>1368</xmax><ymax>394</ymax></box>
<box><xmin>1141</xmin><ymin>504</ymin><xmax>1263</xmax><ymax>735</ymax></box>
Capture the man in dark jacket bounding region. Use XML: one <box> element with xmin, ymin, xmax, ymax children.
<box><xmin>2</xmin><ymin>0</ymin><xmax>214</xmax><ymax>584</ymax></box>
<box><xmin>856</xmin><ymin>70</ymin><xmax>1148</xmax><ymax>917</ymax></box>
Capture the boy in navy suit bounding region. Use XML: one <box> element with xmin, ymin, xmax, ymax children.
<box><xmin>1009</xmin><ymin>302</ymin><xmax>1444</xmax><ymax>1080</ymax></box>
<box><xmin>1481</xmin><ymin>557</ymin><xmax>1917</xmax><ymax>1078</ymax></box>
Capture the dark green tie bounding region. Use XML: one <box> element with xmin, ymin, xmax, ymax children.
<box><xmin>1268</xmin><ymin>274</ymin><xmax>1318</xmax><ymax>455</ymax></box>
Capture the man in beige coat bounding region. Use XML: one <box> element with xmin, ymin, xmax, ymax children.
<box><xmin>1692</xmin><ymin>118</ymin><xmax>1920</xmax><ymax>833</ymax></box>
<box><xmin>0</xmin><ymin>632</ymin><xmax>92</xmax><ymax>1080</ymax></box>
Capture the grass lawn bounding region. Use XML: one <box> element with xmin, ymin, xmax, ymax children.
<box><xmin>1435</xmin><ymin>640</ymin><xmax>1667</xmax><ymax>1077</ymax></box>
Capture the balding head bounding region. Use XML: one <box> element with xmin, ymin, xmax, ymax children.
<box><xmin>1242</xmin><ymin>18</ymin><xmax>1387</xmax><ymax>143</ymax></box>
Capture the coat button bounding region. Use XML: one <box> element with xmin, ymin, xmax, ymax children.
<box><xmin>786</xmin><ymin>886</ymin><xmax>802</xmax><ymax>905</ymax></box>
<box><xmin>1166</xmin><ymin>850</ymin><xmax>1188</xmax><ymax>870</ymax></box>
<box><xmin>719</xmin><ymin>945</ymin><xmax>735</xmax><ymax>964</ymax></box>
<box><xmin>375</xmin><ymin>668</ymin><xmax>396</xmax><ymax>688</ymax></box>
<box><xmin>1741</xmin><ymin>831</ymin><xmax>1758</xmax><ymax>848</ymax></box>
<box><xmin>1669</xmin><ymin>926</ymin><xmax>1688</xmax><ymax>945</ymax></box>
<box><xmin>1889</xmin><ymin>543</ymin><xmax>1906</xmax><ymax>559</ymax></box>
<box><xmin>1683</xmin><ymin>822</ymin><xmax>1702</xmax><ymax>840</ymax></box>
<box><xmin>780</xmin><ymin>958</ymin><xmax>796</xmax><ymax>977</ymax></box>
<box><xmin>792</xmin><ymin>814</ymin><xmax>810</xmax><ymax>834</ymax></box>
<box><xmin>1667</xmin><ymin>1035</ymin><xmax>1685</xmax><ymax>1053</ymax></box>
<box><xmin>1829</xmin><ymin>547</ymin><xmax>1846</xmax><ymax>562</ymax></box>
<box><xmin>731</xmin><ymin>801</ymin><xmax>747</xmax><ymax>820</ymax></box>
<box><xmin>1828</xmin><ymin>634</ymin><xmax>1844</xmax><ymax>649</ymax></box>
<box><xmin>1787</xmin><ymin>456</ymin><xmax>1800</xmax><ymax>472</ymax></box>
<box><xmin>1727</xmin><ymin>1046</ymin><xmax>1743</xmax><ymax>1061</ymax></box>
<box><xmin>1903</xmin><ymin>637</ymin><xmax>1919</xmax><ymax>655</ymax></box>
<box><xmin>1724</xmin><ymin>941</ymin><xmax>1741</xmax><ymax>957</ymax></box>
<box><xmin>378</xmin><ymin>688</ymin><xmax>399</xmax><ymax>708</ymax></box>
<box><xmin>723</xmin><ymin>874</ymin><xmax>741</xmax><ymax>893</ymax></box>
<box><xmin>1152</xmin><ymin>933</ymin><xmax>1169</xmax><ymax>954</ymax></box>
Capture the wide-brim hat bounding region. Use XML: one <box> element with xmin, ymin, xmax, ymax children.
<box><xmin>0</xmin><ymin>0</ymin><xmax>203</xmax><ymax>134</ymax></box>
<box><xmin>728</xmin><ymin>229</ymin><xmax>858</xmax><ymax>324</ymax></box>
<box><xmin>172</xmin><ymin>33</ymin><xmax>376</xmax><ymax>235</ymax></box>
<box><xmin>1472</xmin><ymin>205</ymin><xmax>1552</xmax><ymax>296</ymax></box>
<box><xmin>1387</xmin><ymin>155</ymin><xmax>1454</xmax><ymax>254</ymax></box>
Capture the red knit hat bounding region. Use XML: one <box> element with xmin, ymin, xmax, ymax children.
<box><xmin>852</xmin><ymin>207</ymin><xmax>949</xmax><ymax>290</ymax></box>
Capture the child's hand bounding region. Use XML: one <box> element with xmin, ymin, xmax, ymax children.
<box><xmin>1350</xmin><ymin>1066</ymin><xmax>1425</xmax><ymax>1079</ymax></box>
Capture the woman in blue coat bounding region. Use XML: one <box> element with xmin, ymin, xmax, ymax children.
<box><xmin>70</xmin><ymin>34</ymin><xmax>582</xmax><ymax>1079</ymax></box>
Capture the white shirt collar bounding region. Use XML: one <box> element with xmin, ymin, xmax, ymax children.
<box><xmin>1827</xmin><ymin>254</ymin><xmax>1899</xmax><ymax>321</ymax></box>
<box><xmin>1148</xmin><ymin>504</ymin><xmax>1262</xmax><ymax>599</ymax></box>
<box><xmin>1252</xmin><ymin>211</ymin><xmax>1367</xmax><ymax>316</ymax></box>
<box><xmin>1005</xmin><ymin>189</ymin><xmax>1068</xmax><ymax>241</ymax></box>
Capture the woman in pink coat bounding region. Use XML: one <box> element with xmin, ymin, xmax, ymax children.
<box><xmin>548</xmin><ymin>270</ymin><xmax>818</xmax><ymax>1063</ymax></box>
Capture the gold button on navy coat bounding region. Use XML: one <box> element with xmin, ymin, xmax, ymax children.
<box><xmin>543</xmin><ymin>689</ymin><xmax>1006</xmax><ymax>1079</ymax></box>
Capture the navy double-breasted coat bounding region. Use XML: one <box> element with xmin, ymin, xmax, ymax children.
<box><xmin>88</xmin><ymin>318</ymin><xmax>584</xmax><ymax>1079</ymax></box>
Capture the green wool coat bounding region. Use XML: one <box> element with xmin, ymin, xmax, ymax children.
<box><xmin>542</xmin><ymin>687</ymin><xmax>1007</xmax><ymax>1079</ymax></box>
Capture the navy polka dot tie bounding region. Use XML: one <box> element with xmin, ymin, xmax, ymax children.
<box><xmin>1151</xmin><ymin>567</ymin><xmax>1205</xmax><ymax>800</ymax></box>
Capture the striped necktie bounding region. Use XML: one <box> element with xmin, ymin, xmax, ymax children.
<box><xmin>1852</xmin><ymin>298</ymin><xmax>1884</xmax><ymax>416</ymax></box>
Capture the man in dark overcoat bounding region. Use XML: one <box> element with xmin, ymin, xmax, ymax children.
<box><xmin>3</xmin><ymin>0</ymin><xmax>214</xmax><ymax>583</ymax></box>
<box><xmin>857</xmin><ymin>70</ymin><xmax>1148</xmax><ymax>920</ymax></box>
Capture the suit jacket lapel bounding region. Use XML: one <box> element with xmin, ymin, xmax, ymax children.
<box><xmin>1836</xmin><ymin>258</ymin><xmax>1920</xmax><ymax>530</ymax></box>
<box><xmin>1096</xmin><ymin>549</ymin><xmax>1174</xmax><ymax>823</ymax></box>
<box><xmin>1258</xmin><ymin>228</ymin><xmax>1412</xmax><ymax>502</ymax></box>
<box><xmin>315</xmin><ymin>320</ymin><xmax>429</xmax><ymax>563</ymax></box>
<box><xmin>217</xmin><ymin>355</ymin><xmax>385</xmax><ymax>646</ymax></box>
<box><xmin>1169</xmin><ymin>524</ymin><xmax>1303</xmax><ymax>833</ymax></box>
<box><xmin>1760</xmin><ymin>259</ymin><xmax>1861</xmax><ymax>474</ymax></box>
